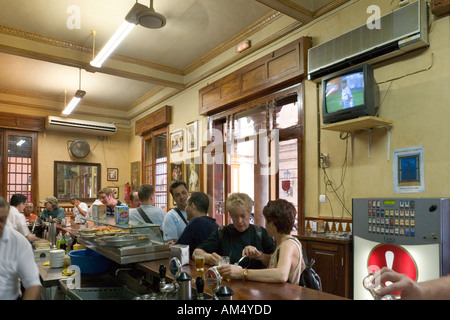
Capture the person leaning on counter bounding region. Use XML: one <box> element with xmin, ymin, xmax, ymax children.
<box><xmin>97</xmin><ymin>187</ymin><xmax>126</xmax><ymax>215</ymax></box>
<box><xmin>39</xmin><ymin>196</ymin><xmax>65</xmax><ymax>223</ymax></box>
<box><xmin>218</xmin><ymin>199</ymin><xmax>306</xmax><ymax>284</ymax></box>
<box><xmin>193</xmin><ymin>193</ymin><xmax>276</xmax><ymax>269</ymax></box>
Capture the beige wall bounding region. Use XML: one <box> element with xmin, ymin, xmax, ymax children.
<box><xmin>37</xmin><ymin>127</ymin><xmax>131</xmax><ymax>206</ymax></box>
<box><xmin>130</xmin><ymin>0</ymin><xmax>450</xmax><ymax>219</ymax></box>
<box><xmin>12</xmin><ymin>0</ymin><xmax>447</xmax><ymax>217</ymax></box>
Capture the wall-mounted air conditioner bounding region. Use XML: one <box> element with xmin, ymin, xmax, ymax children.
<box><xmin>46</xmin><ymin>116</ymin><xmax>117</xmax><ymax>136</ymax></box>
<box><xmin>308</xmin><ymin>0</ymin><xmax>429</xmax><ymax>81</ymax></box>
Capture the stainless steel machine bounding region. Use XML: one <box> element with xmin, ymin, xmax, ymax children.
<box><xmin>353</xmin><ymin>198</ymin><xmax>450</xmax><ymax>300</ymax></box>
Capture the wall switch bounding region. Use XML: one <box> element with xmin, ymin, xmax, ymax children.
<box><xmin>320</xmin><ymin>153</ymin><xmax>330</xmax><ymax>168</ymax></box>
<box><xmin>319</xmin><ymin>194</ymin><xmax>326</xmax><ymax>203</ymax></box>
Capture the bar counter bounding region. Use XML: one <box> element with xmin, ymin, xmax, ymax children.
<box><xmin>136</xmin><ymin>259</ymin><xmax>347</xmax><ymax>300</ymax></box>
<box><xmin>57</xmin><ymin>223</ymin><xmax>347</xmax><ymax>300</ymax></box>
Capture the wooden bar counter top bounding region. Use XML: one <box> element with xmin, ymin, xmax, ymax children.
<box><xmin>136</xmin><ymin>259</ymin><xmax>347</xmax><ymax>300</ymax></box>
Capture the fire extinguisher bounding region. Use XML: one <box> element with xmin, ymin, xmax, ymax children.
<box><xmin>124</xmin><ymin>182</ymin><xmax>131</xmax><ymax>201</ymax></box>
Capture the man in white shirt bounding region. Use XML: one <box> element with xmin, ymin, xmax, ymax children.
<box><xmin>7</xmin><ymin>194</ymin><xmax>40</xmax><ymax>242</ymax></box>
<box><xmin>129</xmin><ymin>184</ymin><xmax>165</xmax><ymax>230</ymax></box>
<box><xmin>162</xmin><ymin>180</ymin><xmax>189</xmax><ymax>245</ymax></box>
<box><xmin>0</xmin><ymin>196</ymin><xmax>41</xmax><ymax>300</ymax></box>
<box><xmin>69</xmin><ymin>194</ymin><xmax>89</xmax><ymax>222</ymax></box>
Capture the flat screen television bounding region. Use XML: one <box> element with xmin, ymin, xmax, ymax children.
<box><xmin>322</xmin><ymin>64</ymin><xmax>379</xmax><ymax>124</ymax></box>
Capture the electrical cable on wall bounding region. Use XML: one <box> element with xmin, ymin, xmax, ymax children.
<box><xmin>322</xmin><ymin>132</ymin><xmax>352</xmax><ymax>219</ymax></box>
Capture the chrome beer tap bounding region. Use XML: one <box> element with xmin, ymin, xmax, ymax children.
<box><xmin>159</xmin><ymin>258</ymin><xmax>182</xmax><ymax>299</ymax></box>
<box><xmin>159</xmin><ymin>264</ymin><xmax>179</xmax><ymax>298</ymax></box>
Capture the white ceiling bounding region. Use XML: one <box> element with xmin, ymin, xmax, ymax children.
<box><xmin>0</xmin><ymin>0</ymin><xmax>348</xmax><ymax>122</ymax></box>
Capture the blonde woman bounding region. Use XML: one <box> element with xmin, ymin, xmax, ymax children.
<box><xmin>193</xmin><ymin>193</ymin><xmax>275</xmax><ymax>269</ymax></box>
<box><xmin>218</xmin><ymin>199</ymin><xmax>305</xmax><ymax>283</ymax></box>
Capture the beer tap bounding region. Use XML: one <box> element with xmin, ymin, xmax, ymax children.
<box><xmin>159</xmin><ymin>258</ymin><xmax>183</xmax><ymax>299</ymax></box>
<box><xmin>159</xmin><ymin>264</ymin><xmax>179</xmax><ymax>298</ymax></box>
<box><xmin>196</xmin><ymin>276</ymin><xmax>205</xmax><ymax>300</ymax></box>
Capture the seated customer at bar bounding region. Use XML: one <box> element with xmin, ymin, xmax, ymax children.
<box><xmin>193</xmin><ymin>193</ymin><xmax>275</xmax><ymax>269</ymax></box>
<box><xmin>39</xmin><ymin>196</ymin><xmax>65</xmax><ymax>223</ymax></box>
<box><xmin>98</xmin><ymin>187</ymin><xmax>127</xmax><ymax>215</ymax></box>
<box><xmin>176</xmin><ymin>192</ymin><xmax>219</xmax><ymax>255</ymax></box>
<box><xmin>218</xmin><ymin>199</ymin><xmax>305</xmax><ymax>283</ymax></box>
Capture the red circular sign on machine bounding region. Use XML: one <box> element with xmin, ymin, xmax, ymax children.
<box><xmin>367</xmin><ymin>244</ymin><xmax>418</xmax><ymax>294</ymax></box>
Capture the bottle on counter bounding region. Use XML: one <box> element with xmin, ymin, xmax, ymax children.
<box><xmin>59</xmin><ymin>232</ymin><xmax>67</xmax><ymax>251</ymax></box>
<box><xmin>56</xmin><ymin>231</ymin><xmax>63</xmax><ymax>249</ymax></box>
<box><xmin>64</xmin><ymin>232</ymin><xmax>72</xmax><ymax>253</ymax></box>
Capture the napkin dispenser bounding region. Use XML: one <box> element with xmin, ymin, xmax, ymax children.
<box><xmin>170</xmin><ymin>244</ymin><xmax>190</xmax><ymax>266</ymax></box>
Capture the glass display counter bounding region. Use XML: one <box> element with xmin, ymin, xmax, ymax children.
<box><xmin>77</xmin><ymin>217</ymin><xmax>169</xmax><ymax>264</ymax></box>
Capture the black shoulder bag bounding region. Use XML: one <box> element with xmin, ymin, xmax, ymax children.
<box><xmin>277</xmin><ymin>238</ymin><xmax>322</xmax><ymax>291</ymax></box>
<box><xmin>137</xmin><ymin>207</ymin><xmax>153</xmax><ymax>224</ymax></box>
<box><xmin>174</xmin><ymin>208</ymin><xmax>188</xmax><ymax>226</ymax></box>
<box><xmin>299</xmin><ymin>246</ymin><xmax>322</xmax><ymax>291</ymax></box>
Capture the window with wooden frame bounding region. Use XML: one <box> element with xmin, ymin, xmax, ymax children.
<box><xmin>206</xmin><ymin>84</ymin><xmax>305</xmax><ymax>233</ymax></box>
<box><xmin>1</xmin><ymin>130</ymin><xmax>38</xmax><ymax>204</ymax></box>
<box><xmin>142</xmin><ymin>127</ymin><xmax>168</xmax><ymax>209</ymax></box>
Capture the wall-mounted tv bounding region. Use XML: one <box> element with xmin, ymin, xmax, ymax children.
<box><xmin>322</xmin><ymin>64</ymin><xmax>379</xmax><ymax>124</ymax></box>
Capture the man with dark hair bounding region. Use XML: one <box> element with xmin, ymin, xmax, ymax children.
<box><xmin>129</xmin><ymin>190</ymin><xmax>141</xmax><ymax>208</ymax></box>
<box><xmin>176</xmin><ymin>192</ymin><xmax>218</xmax><ymax>255</ymax></box>
<box><xmin>7</xmin><ymin>194</ymin><xmax>40</xmax><ymax>242</ymax></box>
<box><xmin>129</xmin><ymin>184</ymin><xmax>165</xmax><ymax>230</ymax></box>
<box><xmin>162</xmin><ymin>180</ymin><xmax>189</xmax><ymax>245</ymax></box>
<box><xmin>0</xmin><ymin>196</ymin><xmax>41</xmax><ymax>299</ymax></box>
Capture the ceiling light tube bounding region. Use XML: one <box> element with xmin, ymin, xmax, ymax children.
<box><xmin>16</xmin><ymin>139</ymin><xmax>26</xmax><ymax>147</ymax></box>
<box><xmin>90</xmin><ymin>3</ymin><xmax>146</xmax><ymax>68</ymax></box>
<box><xmin>90</xmin><ymin>21</ymin><xmax>135</xmax><ymax>68</ymax></box>
<box><xmin>62</xmin><ymin>90</ymin><xmax>86</xmax><ymax>115</ymax></box>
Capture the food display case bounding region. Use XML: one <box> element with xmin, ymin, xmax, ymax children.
<box><xmin>77</xmin><ymin>217</ymin><xmax>170</xmax><ymax>264</ymax></box>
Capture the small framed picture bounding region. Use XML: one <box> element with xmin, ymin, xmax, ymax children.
<box><xmin>107</xmin><ymin>168</ymin><xmax>118</xmax><ymax>181</ymax></box>
<box><xmin>109</xmin><ymin>187</ymin><xmax>119</xmax><ymax>199</ymax></box>
<box><xmin>185</xmin><ymin>158</ymin><xmax>203</xmax><ymax>192</ymax></box>
<box><xmin>130</xmin><ymin>161</ymin><xmax>140</xmax><ymax>190</ymax></box>
<box><xmin>171</xmin><ymin>129</ymin><xmax>184</xmax><ymax>153</ymax></box>
<box><xmin>170</xmin><ymin>162</ymin><xmax>184</xmax><ymax>183</ymax></box>
<box><xmin>186</xmin><ymin>120</ymin><xmax>198</xmax><ymax>152</ymax></box>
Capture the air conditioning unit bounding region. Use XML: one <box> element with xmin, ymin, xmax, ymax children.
<box><xmin>308</xmin><ymin>0</ymin><xmax>429</xmax><ymax>81</ymax></box>
<box><xmin>46</xmin><ymin>116</ymin><xmax>117</xmax><ymax>136</ymax></box>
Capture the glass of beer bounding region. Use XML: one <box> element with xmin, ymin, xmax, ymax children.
<box><xmin>195</xmin><ymin>253</ymin><xmax>205</xmax><ymax>271</ymax></box>
<box><xmin>218</xmin><ymin>256</ymin><xmax>230</xmax><ymax>266</ymax></box>
<box><xmin>218</xmin><ymin>256</ymin><xmax>230</xmax><ymax>281</ymax></box>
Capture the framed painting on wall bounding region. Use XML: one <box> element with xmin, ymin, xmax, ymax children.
<box><xmin>170</xmin><ymin>162</ymin><xmax>184</xmax><ymax>184</ymax></box>
<box><xmin>170</xmin><ymin>129</ymin><xmax>184</xmax><ymax>153</ymax></box>
<box><xmin>185</xmin><ymin>158</ymin><xmax>203</xmax><ymax>192</ymax></box>
<box><xmin>393</xmin><ymin>146</ymin><xmax>425</xmax><ymax>193</ymax></box>
<box><xmin>186</xmin><ymin>120</ymin><xmax>198</xmax><ymax>152</ymax></box>
<box><xmin>130</xmin><ymin>161</ymin><xmax>140</xmax><ymax>190</ymax></box>
<box><xmin>107</xmin><ymin>168</ymin><xmax>118</xmax><ymax>181</ymax></box>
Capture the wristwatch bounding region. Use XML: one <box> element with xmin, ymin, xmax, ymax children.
<box><xmin>243</xmin><ymin>269</ymin><xmax>248</xmax><ymax>281</ymax></box>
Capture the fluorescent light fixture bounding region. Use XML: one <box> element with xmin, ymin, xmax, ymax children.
<box><xmin>90</xmin><ymin>21</ymin><xmax>135</xmax><ymax>68</ymax></box>
<box><xmin>16</xmin><ymin>139</ymin><xmax>26</xmax><ymax>147</ymax></box>
<box><xmin>90</xmin><ymin>3</ymin><xmax>148</xmax><ymax>68</ymax></box>
<box><xmin>62</xmin><ymin>90</ymin><xmax>86</xmax><ymax>115</ymax></box>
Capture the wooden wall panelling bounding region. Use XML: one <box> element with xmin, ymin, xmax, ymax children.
<box><xmin>199</xmin><ymin>37</ymin><xmax>311</xmax><ymax>115</ymax></box>
<box><xmin>0</xmin><ymin>112</ymin><xmax>45</xmax><ymax>131</ymax></box>
<box><xmin>135</xmin><ymin>105</ymin><xmax>172</xmax><ymax>136</ymax></box>
<box><xmin>432</xmin><ymin>0</ymin><xmax>450</xmax><ymax>16</ymax></box>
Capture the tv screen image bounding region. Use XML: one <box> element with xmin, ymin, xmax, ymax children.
<box><xmin>321</xmin><ymin>64</ymin><xmax>379</xmax><ymax>124</ymax></box>
<box><xmin>324</xmin><ymin>71</ymin><xmax>365</xmax><ymax>113</ymax></box>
